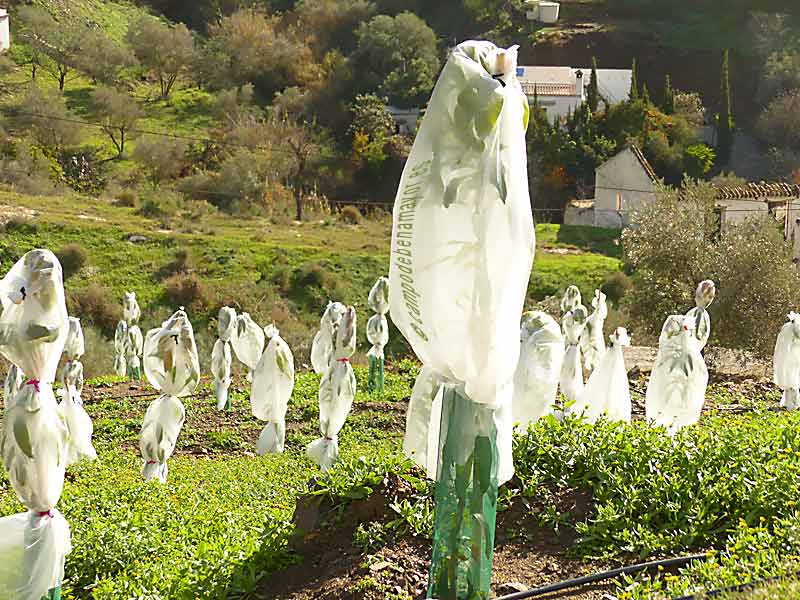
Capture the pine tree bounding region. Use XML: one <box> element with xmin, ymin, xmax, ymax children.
<box><xmin>642</xmin><ymin>82</ymin><xmax>651</xmax><ymax>105</ymax></box>
<box><xmin>587</xmin><ymin>57</ymin><xmax>600</xmax><ymax>113</ymax></box>
<box><xmin>717</xmin><ymin>49</ymin><xmax>734</xmax><ymax>164</ymax></box>
<box><xmin>630</xmin><ymin>58</ymin><xmax>639</xmax><ymax>101</ymax></box>
<box><xmin>663</xmin><ymin>74</ymin><xmax>675</xmax><ymax>114</ymax></box>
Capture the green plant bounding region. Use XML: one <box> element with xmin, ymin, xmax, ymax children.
<box><xmin>684</xmin><ymin>143</ymin><xmax>716</xmax><ymax>177</ymax></box>
<box><xmin>600</xmin><ymin>271</ymin><xmax>632</xmax><ymax>304</ymax></box>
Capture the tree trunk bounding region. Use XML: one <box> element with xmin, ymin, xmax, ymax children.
<box><xmin>294</xmin><ymin>185</ymin><xmax>303</xmax><ymax>222</ymax></box>
<box><xmin>58</xmin><ymin>70</ymin><xmax>66</xmax><ymax>91</ymax></box>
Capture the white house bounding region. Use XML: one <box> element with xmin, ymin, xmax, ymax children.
<box><xmin>0</xmin><ymin>9</ymin><xmax>9</xmax><ymax>53</ymax></box>
<box><xmin>385</xmin><ymin>105</ymin><xmax>420</xmax><ymax>136</ymax></box>
<box><xmin>525</xmin><ymin>1</ymin><xmax>560</xmax><ymax>23</ymax></box>
<box><xmin>564</xmin><ymin>146</ymin><xmax>657</xmax><ymax>228</ymax></box>
<box><xmin>517</xmin><ymin>66</ymin><xmax>632</xmax><ymax>123</ymax></box>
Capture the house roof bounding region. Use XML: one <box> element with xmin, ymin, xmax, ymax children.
<box><xmin>517</xmin><ymin>66</ymin><xmax>575</xmax><ymax>84</ymax></box>
<box><xmin>627</xmin><ymin>145</ymin><xmax>658</xmax><ymax>183</ymax></box>
<box><xmin>520</xmin><ymin>81</ymin><xmax>578</xmax><ymax>97</ymax></box>
<box><xmin>715</xmin><ymin>182</ymin><xmax>800</xmax><ymax>201</ymax></box>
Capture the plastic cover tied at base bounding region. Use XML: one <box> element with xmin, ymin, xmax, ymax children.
<box><xmin>774</xmin><ymin>312</ymin><xmax>800</xmax><ymax>410</ymax></box>
<box><xmin>122</xmin><ymin>291</ymin><xmax>141</xmax><ymax>325</ymax></box>
<box><xmin>58</xmin><ymin>317</ymin><xmax>95</xmax><ymax>466</ymax></box>
<box><xmin>139</xmin><ymin>309</ymin><xmax>200</xmax><ymax>483</ymax></box>
<box><xmin>685</xmin><ymin>279</ymin><xmax>715</xmax><ymax>351</ymax></box>
<box><xmin>559</xmin><ymin>304</ymin><xmax>588</xmax><ymax>406</ymax></box>
<box><xmin>310</xmin><ymin>302</ymin><xmax>348</xmax><ymax>375</ymax></box>
<box><xmin>580</xmin><ymin>290</ymin><xmax>608</xmax><ymax>373</ymax></box>
<box><xmin>571</xmin><ymin>327</ymin><xmax>631</xmax><ymax>423</ymax></box>
<box><xmin>212</xmin><ymin>307</ymin><xmax>236</xmax><ymax>411</ymax></box>
<box><xmin>512</xmin><ymin>311</ymin><xmax>564</xmax><ymax>431</ymax></box>
<box><xmin>0</xmin><ymin>249</ymin><xmax>72</xmax><ymax>599</ymax></box>
<box><xmin>113</xmin><ymin>320</ymin><xmax>128</xmax><ymax>377</ymax></box>
<box><xmin>231</xmin><ymin>312</ymin><xmax>265</xmax><ymax>383</ymax></box>
<box><xmin>366</xmin><ymin>277</ymin><xmax>390</xmax><ymax>393</ymax></box>
<box><xmin>308</xmin><ymin>305</ymin><xmax>356</xmax><ymax>471</ymax></box>
<box><xmin>252</xmin><ymin>325</ymin><xmax>295</xmax><ymax>454</ymax></box>
<box><xmin>645</xmin><ymin>314</ymin><xmax>708</xmax><ymax>434</ymax></box>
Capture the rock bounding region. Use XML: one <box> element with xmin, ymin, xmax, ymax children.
<box><xmin>498</xmin><ymin>581</ymin><xmax>529</xmax><ymax>593</ymax></box>
<box><xmin>370</xmin><ymin>561</ymin><xmax>390</xmax><ymax>572</ymax></box>
<box><xmin>128</xmin><ymin>235</ymin><xmax>148</xmax><ymax>243</ymax></box>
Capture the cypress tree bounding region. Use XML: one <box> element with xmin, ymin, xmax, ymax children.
<box><xmin>587</xmin><ymin>57</ymin><xmax>600</xmax><ymax>113</ymax></box>
<box><xmin>642</xmin><ymin>82</ymin><xmax>651</xmax><ymax>105</ymax></box>
<box><xmin>663</xmin><ymin>74</ymin><xmax>675</xmax><ymax>114</ymax></box>
<box><xmin>630</xmin><ymin>58</ymin><xmax>639</xmax><ymax>100</ymax></box>
<box><xmin>717</xmin><ymin>49</ymin><xmax>734</xmax><ymax>164</ymax></box>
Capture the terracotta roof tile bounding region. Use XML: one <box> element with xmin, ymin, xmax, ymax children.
<box><xmin>714</xmin><ymin>182</ymin><xmax>800</xmax><ymax>201</ymax></box>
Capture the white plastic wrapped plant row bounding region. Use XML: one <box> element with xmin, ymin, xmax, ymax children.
<box><xmin>251</xmin><ymin>325</ymin><xmax>295</xmax><ymax>454</ymax></box>
<box><xmin>367</xmin><ymin>276</ymin><xmax>390</xmax><ymax>360</ymax></box>
<box><xmin>0</xmin><ymin>249</ymin><xmax>72</xmax><ymax>600</ymax></box>
<box><xmin>139</xmin><ymin>309</ymin><xmax>200</xmax><ymax>483</ymax></box>
<box><xmin>570</xmin><ymin>327</ymin><xmax>631</xmax><ymax>423</ymax></box>
<box><xmin>231</xmin><ymin>312</ymin><xmax>265</xmax><ymax>383</ymax></box>
<box><xmin>685</xmin><ymin>280</ymin><xmax>715</xmax><ymax>351</ymax></box>
<box><xmin>559</xmin><ymin>304</ymin><xmax>589</xmax><ymax>406</ymax></box>
<box><xmin>57</xmin><ymin>317</ymin><xmax>96</xmax><ymax>465</ymax></box>
<box><xmin>310</xmin><ymin>302</ymin><xmax>348</xmax><ymax>375</ymax></box>
<box><xmin>389</xmin><ymin>40</ymin><xmax>534</xmax><ymax>486</ymax></box>
<box><xmin>113</xmin><ymin>319</ymin><xmax>128</xmax><ymax>377</ymax></box>
<box><xmin>645</xmin><ymin>314</ymin><xmax>708</xmax><ymax>434</ymax></box>
<box><xmin>211</xmin><ymin>307</ymin><xmax>236</xmax><ymax>410</ymax></box>
<box><xmin>774</xmin><ymin>312</ymin><xmax>800</xmax><ymax>411</ymax></box>
<box><xmin>308</xmin><ymin>305</ymin><xmax>356</xmax><ymax>471</ymax></box>
<box><xmin>580</xmin><ymin>290</ymin><xmax>608</xmax><ymax>372</ymax></box>
<box><xmin>511</xmin><ymin>311</ymin><xmax>564</xmax><ymax>431</ymax></box>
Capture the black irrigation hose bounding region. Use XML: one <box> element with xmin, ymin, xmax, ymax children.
<box><xmin>495</xmin><ymin>554</ymin><xmax>710</xmax><ymax>600</ymax></box>
<box><xmin>671</xmin><ymin>570</ymin><xmax>800</xmax><ymax>600</ymax></box>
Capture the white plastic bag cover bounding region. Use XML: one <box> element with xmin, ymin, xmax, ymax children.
<box><xmin>580</xmin><ymin>290</ymin><xmax>607</xmax><ymax>372</ymax></box>
<box><xmin>217</xmin><ymin>306</ymin><xmax>236</xmax><ymax>342</ymax></box>
<box><xmin>512</xmin><ymin>311</ymin><xmax>564</xmax><ymax>430</ymax></box>
<box><xmin>0</xmin><ymin>509</ymin><xmax>71</xmax><ymax>600</ymax></box>
<box><xmin>333</xmin><ymin>306</ymin><xmax>357</xmax><ymax>360</ymax></box>
<box><xmin>685</xmin><ymin>280</ymin><xmax>715</xmax><ymax>351</ymax></box>
<box><xmin>122</xmin><ymin>291</ymin><xmax>141</xmax><ymax>324</ymax></box>
<box><xmin>57</xmin><ymin>385</ymin><xmax>96</xmax><ymax>465</ymax></box>
<box><xmin>126</xmin><ymin>324</ymin><xmax>143</xmax><ymax>374</ymax></box>
<box><xmin>403</xmin><ymin>366</ymin><xmax>444</xmax><ymax>478</ymax></box>
<box><xmin>252</xmin><ymin>325</ymin><xmax>295</xmax><ymax>454</ymax></box>
<box><xmin>310</xmin><ymin>302</ymin><xmax>347</xmax><ymax>374</ymax></box>
<box><xmin>645</xmin><ymin>315</ymin><xmax>709</xmax><ymax>433</ymax></box>
<box><xmin>231</xmin><ymin>312</ymin><xmax>265</xmax><ymax>373</ymax></box>
<box><xmin>571</xmin><ymin>327</ymin><xmax>631</xmax><ymax>423</ymax></box>
<box><xmin>774</xmin><ymin>312</ymin><xmax>800</xmax><ymax>410</ymax></box>
<box><xmin>63</xmin><ymin>317</ymin><xmax>84</xmax><ymax>360</ymax></box>
<box><xmin>560</xmin><ymin>285</ymin><xmax>582</xmax><ymax>316</ymax></box>
<box><xmin>366</xmin><ymin>314</ymin><xmax>389</xmax><ymax>360</ymax></box>
<box><xmin>368</xmin><ymin>276</ymin><xmax>390</xmax><ymax>316</ymax></box>
<box><xmin>139</xmin><ymin>394</ymin><xmax>185</xmax><ymax>483</ymax></box>
<box><xmin>211</xmin><ymin>339</ymin><xmax>232</xmax><ymax>410</ymax></box>
<box><xmin>114</xmin><ymin>320</ymin><xmax>128</xmax><ymax>377</ymax></box>
<box><xmin>559</xmin><ymin>305</ymin><xmax>588</xmax><ymax>405</ymax></box>
<box><xmin>4</xmin><ymin>365</ymin><xmax>24</xmax><ymax>411</ymax></box>
<box><xmin>387</xmin><ymin>41</ymin><xmax>534</xmax><ymax>411</ymax></box>
<box><xmin>61</xmin><ymin>360</ymin><xmax>84</xmax><ymax>399</ymax></box>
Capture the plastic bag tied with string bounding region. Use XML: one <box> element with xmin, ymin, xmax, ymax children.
<box><xmin>307</xmin><ymin>305</ymin><xmax>356</xmax><ymax>471</ymax></box>
<box><xmin>310</xmin><ymin>302</ymin><xmax>347</xmax><ymax>375</ymax></box>
<box><xmin>366</xmin><ymin>276</ymin><xmax>390</xmax><ymax>393</ymax></box>
<box><xmin>685</xmin><ymin>280</ymin><xmax>715</xmax><ymax>351</ymax></box>
<box><xmin>0</xmin><ymin>249</ymin><xmax>72</xmax><ymax>600</ymax></box>
<box><xmin>387</xmin><ymin>40</ymin><xmax>534</xmax><ymax>600</ymax></box>
<box><xmin>403</xmin><ymin>365</ymin><xmax>444</xmax><ymax>479</ymax></box>
<box><xmin>121</xmin><ymin>292</ymin><xmax>142</xmax><ymax>379</ymax></box>
<box><xmin>231</xmin><ymin>312</ymin><xmax>265</xmax><ymax>383</ymax></box>
<box><xmin>774</xmin><ymin>312</ymin><xmax>800</xmax><ymax>410</ymax></box>
<box><xmin>512</xmin><ymin>311</ymin><xmax>564</xmax><ymax>431</ymax></box>
<box><xmin>645</xmin><ymin>314</ymin><xmax>708</xmax><ymax>434</ymax></box>
<box><xmin>113</xmin><ymin>320</ymin><xmax>128</xmax><ymax>378</ymax></box>
<box><xmin>4</xmin><ymin>364</ymin><xmax>24</xmax><ymax>411</ymax></box>
<box><xmin>571</xmin><ymin>327</ymin><xmax>631</xmax><ymax>423</ymax></box>
<box><xmin>57</xmin><ymin>317</ymin><xmax>95</xmax><ymax>466</ymax></box>
<box><xmin>211</xmin><ymin>307</ymin><xmax>236</xmax><ymax>411</ymax></box>
<box><xmin>560</xmin><ymin>285</ymin><xmax>582</xmax><ymax>316</ymax></box>
<box><xmin>251</xmin><ymin>325</ymin><xmax>295</xmax><ymax>454</ymax></box>
<box><xmin>139</xmin><ymin>309</ymin><xmax>200</xmax><ymax>483</ymax></box>
<box><xmin>580</xmin><ymin>289</ymin><xmax>608</xmax><ymax>372</ymax></box>
<box><xmin>559</xmin><ymin>304</ymin><xmax>588</xmax><ymax>406</ymax></box>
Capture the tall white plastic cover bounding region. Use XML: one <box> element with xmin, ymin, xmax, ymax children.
<box><xmin>126</xmin><ymin>325</ymin><xmax>143</xmax><ymax>379</ymax></box>
<box><xmin>212</xmin><ymin>307</ymin><xmax>236</xmax><ymax>410</ymax></box>
<box><xmin>512</xmin><ymin>311</ymin><xmax>564</xmax><ymax>430</ymax></box>
<box><xmin>559</xmin><ymin>304</ymin><xmax>588</xmax><ymax>406</ymax></box>
<box><xmin>367</xmin><ymin>276</ymin><xmax>390</xmax><ymax>360</ymax></box>
<box><xmin>685</xmin><ymin>280</ymin><xmax>715</xmax><ymax>350</ymax></box>
<box><xmin>774</xmin><ymin>312</ymin><xmax>800</xmax><ymax>410</ymax></box>
<box><xmin>571</xmin><ymin>327</ymin><xmax>631</xmax><ymax>423</ymax></box>
<box><xmin>231</xmin><ymin>312</ymin><xmax>265</xmax><ymax>381</ymax></box>
<box><xmin>560</xmin><ymin>285</ymin><xmax>582</xmax><ymax>316</ymax></box>
<box><xmin>113</xmin><ymin>320</ymin><xmax>128</xmax><ymax>377</ymax></box>
<box><xmin>58</xmin><ymin>317</ymin><xmax>95</xmax><ymax>465</ymax></box>
<box><xmin>122</xmin><ymin>291</ymin><xmax>141</xmax><ymax>325</ymax></box>
<box><xmin>581</xmin><ymin>290</ymin><xmax>608</xmax><ymax>372</ymax></box>
<box><xmin>139</xmin><ymin>309</ymin><xmax>200</xmax><ymax>482</ymax></box>
<box><xmin>307</xmin><ymin>306</ymin><xmax>357</xmax><ymax>471</ymax></box>
<box><xmin>0</xmin><ymin>249</ymin><xmax>72</xmax><ymax>600</ymax></box>
<box><xmin>251</xmin><ymin>325</ymin><xmax>295</xmax><ymax>454</ymax></box>
<box><xmin>645</xmin><ymin>315</ymin><xmax>708</xmax><ymax>433</ymax></box>
<box><xmin>310</xmin><ymin>302</ymin><xmax>347</xmax><ymax>375</ymax></box>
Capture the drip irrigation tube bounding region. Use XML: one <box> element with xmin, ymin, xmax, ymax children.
<box><xmin>494</xmin><ymin>554</ymin><xmax>710</xmax><ymax>600</ymax></box>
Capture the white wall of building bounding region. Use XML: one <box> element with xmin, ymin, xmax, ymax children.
<box><xmin>593</xmin><ymin>148</ymin><xmax>656</xmax><ymax>228</ymax></box>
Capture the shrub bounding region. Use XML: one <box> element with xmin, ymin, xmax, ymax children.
<box><xmin>136</xmin><ymin>190</ymin><xmax>183</xmax><ymax>228</ymax></box>
<box><xmin>165</xmin><ymin>272</ymin><xmax>207</xmax><ymax>310</ymax></box>
<box><xmin>114</xmin><ymin>189</ymin><xmax>138</xmax><ymax>207</ymax></box>
<box><xmin>338</xmin><ymin>205</ymin><xmax>362</xmax><ymax>224</ymax></box>
<box><xmin>56</xmin><ymin>243</ymin><xmax>88</xmax><ymax>279</ymax></box>
<box><xmin>132</xmin><ymin>136</ymin><xmax>188</xmax><ymax>185</ymax></box>
<box><xmin>683</xmin><ymin>143</ymin><xmax>716</xmax><ymax>178</ymax></box>
<box><xmin>1</xmin><ymin>215</ymin><xmax>37</xmax><ymax>234</ymax></box>
<box><xmin>68</xmin><ymin>284</ymin><xmax>121</xmax><ymax>337</ymax></box>
<box><xmin>759</xmin><ymin>50</ymin><xmax>800</xmax><ymax>104</ymax></box>
<box><xmin>600</xmin><ymin>271</ymin><xmax>633</xmax><ymax>304</ymax></box>
<box><xmin>756</xmin><ymin>90</ymin><xmax>800</xmax><ymax>150</ymax></box>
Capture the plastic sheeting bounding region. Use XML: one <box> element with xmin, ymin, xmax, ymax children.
<box><xmin>645</xmin><ymin>315</ymin><xmax>708</xmax><ymax>433</ymax></box>
<box><xmin>559</xmin><ymin>304</ymin><xmax>588</xmax><ymax>406</ymax></box>
<box><xmin>231</xmin><ymin>312</ymin><xmax>265</xmax><ymax>381</ymax></box>
<box><xmin>308</xmin><ymin>305</ymin><xmax>356</xmax><ymax>471</ymax></box>
<box><xmin>139</xmin><ymin>309</ymin><xmax>200</xmax><ymax>482</ymax></box>
<box><xmin>571</xmin><ymin>327</ymin><xmax>631</xmax><ymax>423</ymax></box>
<box><xmin>113</xmin><ymin>320</ymin><xmax>128</xmax><ymax>377</ymax></box>
<box><xmin>58</xmin><ymin>317</ymin><xmax>95</xmax><ymax>465</ymax></box>
<box><xmin>560</xmin><ymin>285</ymin><xmax>582</xmax><ymax>316</ymax></box>
<box><xmin>774</xmin><ymin>312</ymin><xmax>800</xmax><ymax>410</ymax></box>
<box><xmin>212</xmin><ymin>307</ymin><xmax>236</xmax><ymax>411</ymax></box>
<box><xmin>4</xmin><ymin>364</ymin><xmax>23</xmax><ymax>411</ymax></box>
<box><xmin>402</xmin><ymin>366</ymin><xmax>444</xmax><ymax>479</ymax></box>
<box><xmin>581</xmin><ymin>290</ymin><xmax>608</xmax><ymax>372</ymax></box>
<box><xmin>685</xmin><ymin>280</ymin><xmax>715</xmax><ymax>351</ymax></box>
<box><xmin>252</xmin><ymin>325</ymin><xmax>295</xmax><ymax>454</ymax></box>
<box><xmin>512</xmin><ymin>311</ymin><xmax>564</xmax><ymax>431</ymax></box>
<box><xmin>0</xmin><ymin>249</ymin><xmax>71</xmax><ymax>598</ymax></box>
<box><xmin>122</xmin><ymin>292</ymin><xmax>141</xmax><ymax>325</ymax></box>
<box><xmin>310</xmin><ymin>302</ymin><xmax>347</xmax><ymax>375</ymax></box>
<box><xmin>366</xmin><ymin>276</ymin><xmax>390</xmax><ymax>361</ymax></box>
